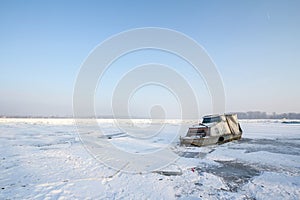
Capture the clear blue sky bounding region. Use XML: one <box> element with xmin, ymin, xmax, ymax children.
<box><xmin>0</xmin><ymin>0</ymin><xmax>299</xmax><ymax>117</ymax></box>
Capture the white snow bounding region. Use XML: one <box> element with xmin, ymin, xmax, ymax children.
<box><xmin>0</xmin><ymin>118</ymin><xmax>299</xmax><ymax>199</ymax></box>
<box><xmin>243</xmin><ymin>172</ymin><xmax>300</xmax><ymax>200</ymax></box>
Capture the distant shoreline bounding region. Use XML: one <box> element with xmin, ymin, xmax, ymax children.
<box><xmin>1</xmin><ymin>111</ymin><xmax>300</xmax><ymax>120</ymax></box>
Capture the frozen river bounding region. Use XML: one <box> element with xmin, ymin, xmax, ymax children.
<box><xmin>0</xmin><ymin>118</ymin><xmax>299</xmax><ymax>199</ymax></box>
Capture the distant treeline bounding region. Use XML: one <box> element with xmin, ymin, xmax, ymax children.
<box><xmin>237</xmin><ymin>111</ymin><xmax>300</xmax><ymax>119</ymax></box>
<box><xmin>1</xmin><ymin>111</ymin><xmax>300</xmax><ymax>119</ymax></box>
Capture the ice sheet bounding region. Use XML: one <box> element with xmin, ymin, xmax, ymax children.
<box><xmin>0</xmin><ymin>118</ymin><xmax>299</xmax><ymax>199</ymax></box>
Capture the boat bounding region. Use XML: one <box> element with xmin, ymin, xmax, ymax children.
<box><xmin>180</xmin><ymin>113</ymin><xmax>243</xmax><ymax>147</ymax></box>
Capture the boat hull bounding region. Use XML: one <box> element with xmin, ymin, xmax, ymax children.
<box><xmin>180</xmin><ymin>133</ymin><xmax>242</xmax><ymax>147</ymax></box>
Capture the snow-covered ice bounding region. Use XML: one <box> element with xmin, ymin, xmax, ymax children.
<box><xmin>0</xmin><ymin>118</ymin><xmax>299</xmax><ymax>199</ymax></box>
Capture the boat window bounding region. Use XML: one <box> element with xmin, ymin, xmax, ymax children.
<box><xmin>202</xmin><ymin>116</ymin><xmax>221</xmax><ymax>123</ymax></box>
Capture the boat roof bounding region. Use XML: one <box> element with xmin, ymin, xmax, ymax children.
<box><xmin>203</xmin><ymin>114</ymin><xmax>223</xmax><ymax>118</ymax></box>
<box><xmin>203</xmin><ymin>113</ymin><xmax>237</xmax><ymax>119</ymax></box>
